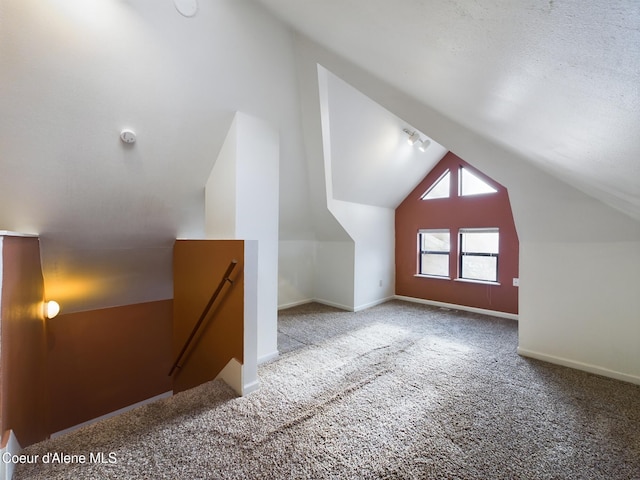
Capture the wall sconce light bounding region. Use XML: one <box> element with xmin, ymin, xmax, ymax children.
<box><xmin>44</xmin><ymin>300</ymin><xmax>61</xmax><ymax>319</ymax></box>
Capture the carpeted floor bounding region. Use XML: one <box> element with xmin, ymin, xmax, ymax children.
<box><xmin>14</xmin><ymin>300</ymin><xmax>640</xmax><ymax>479</ymax></box>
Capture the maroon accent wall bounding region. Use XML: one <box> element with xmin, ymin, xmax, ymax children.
<box><xmin>172</xmin><ymin>240</ymin><xmax>244</xmax><ymax>394</ymax></box>
<box><xmin>396</xmin><ymin>152</ymin><xmax>519</xmax><ymax>314</ymax></box>
<box><xmin>47</xmin><ymin>300</ymin><xmax>173</xmax><ymax>433</ymax></box>
<box><xmin>0</xmin><ymin>236</ymin><xmax>48</xmax><ymax>447</ymax></box>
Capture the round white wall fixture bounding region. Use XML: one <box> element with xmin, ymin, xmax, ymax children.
<box><xmin>174</xmin><ymin>0</ymin><xmax>198</xmax><ymax>17</ymax></box>
<box><xmin>120</xmin><ymin>129</ymin><xmax>136</xmax><ymax>144</ymax></box>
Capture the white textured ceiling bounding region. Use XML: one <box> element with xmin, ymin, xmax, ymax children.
<box><xmin>254</xmin><ymin>0</ymin><xmax>640</xmax><ymax>220</ymax></box>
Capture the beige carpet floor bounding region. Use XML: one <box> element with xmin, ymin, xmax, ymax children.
<box><xmin>14</xmin><ymin>300</ymin><xmax>640</xmax><ymax>479</ymax></box>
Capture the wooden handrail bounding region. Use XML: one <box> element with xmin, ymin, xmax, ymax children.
<box><xmin>168</xmin><ymin>259</ymin><xmax>238</xmax><ymax>376</ymax></box>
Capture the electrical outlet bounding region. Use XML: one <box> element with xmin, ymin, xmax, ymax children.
<box><xmin>512</xmin><ymin>278</ymin><xmax>519</xmax><ymax>287</ymax></box>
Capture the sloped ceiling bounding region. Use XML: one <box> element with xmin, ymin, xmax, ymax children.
<box><xmin>254</xmin><ymin>0</ymin><xmax>640</xmax><ymax>221</ymax></box>
<box><xmin>323</xmin><ymin>67</ymin><xmax>448</xmax><ymax>208</ymax></box>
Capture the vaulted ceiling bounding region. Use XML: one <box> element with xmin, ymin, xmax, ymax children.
<box><xmin>254</xmin><ymin>0</ymin><xmax>640</xmax><ymax>221</ymax></box>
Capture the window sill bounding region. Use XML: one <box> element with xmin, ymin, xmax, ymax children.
<box><xmin>414</xmin><ymin>274</ymin><xmax>451</xmax><ymax>281</ymax></box>
<box><xmin>454</xmin><ymin>278</ymin><xmax>501</xmax><ymax>286</ymax></box>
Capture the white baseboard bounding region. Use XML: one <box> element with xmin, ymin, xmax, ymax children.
<box><xmin>278</xmin><ymin>298</ymin><xmax>314</xmax><ymax>310</ymax></box>
<box><xmin>394</xmin><ymin>295</ymin><xmax>519</xmax><ymax>321</ymax></box>
<box><xmin>258</xmin><ymin>350</ymin><xmax>279</xmax><ymax>364</ymax></box>
<box><xmin>50</xmin><ymin>391</ymin><xmax>173</xmax><ymax>439</ymax></box>
<box><xmin>1</xmin><ymin>430</ymin><xmax>21</xmax><ymax>480</ymax></box>
<box><xmin>278</xmin><ymin>297</ymin><xmax>394</xmax><ymax>313</ymax></box>
<box><xmin>517</xmin><ymin>347</ymin><xmax>640</xmax><ymax>386</ymax></box>
<box><xmin>278</xmin><ymin>296</ymin><xmax>518</xmax><ymax>320</ymax></box>
<box><xmin>354</xmin><ymin>296</ymin><xmax>395</xmax><ymax>312</ymax></box>
<box><xmin>242</xmin><ymin>380</ymin><xmax>260</xmax><ymax>396</ymax></box>
<box><xmin>279</xmin><ymin>298</ymin><xmax>354</xmax><ymax>312</ymax></box>
<box><xmin>312</xmin><ymin>298</ymin><xmax>355</xmax><ymax>312</ymax></box>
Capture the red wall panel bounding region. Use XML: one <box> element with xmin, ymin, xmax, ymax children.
<box><xmin>396</xmin><ymin>152</ymin><xmax>519</xmax><ymax>314</ymax></box>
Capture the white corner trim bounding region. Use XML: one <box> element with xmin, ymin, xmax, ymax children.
<box><xmin>394</xmin><ymin>295</ymin><xmax>519</xmax><ymax>321</ymax></box>
<box><xmin>517</xmin><ymin>347</ymin><xmax>640</xmax><ymax>386</ymax></box>
<box><xmin>50</xmin><ymin>391</ymin><xmax>173</xmax><ymax>439</ymax></box>
<box><xmin>216</xmin><ymin>358</ymin><xmax>243</xmax><ymax>395</ymax></box>
<box><xmin>216</xmin><ymin>358</ymin><xmax>262</xmax><ymax>396</ymax></box>
<box><xmin>1</xmin><ymin>430</ymin><xmax>21</xmax><ymax>480</ymax></box>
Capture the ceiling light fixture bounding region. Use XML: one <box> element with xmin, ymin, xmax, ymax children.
<box><xmin>403</xmin><ymin>128</ymin><xmax>421</xmax><ymax>146</ymax></box>
<box><xmin>403</xmin><ymin>128</ymin><xmax>430</xmax><ymax>152</ymax></box>
<box><xmin>418</xmin><ymin>139</ymin><xmax>431</xmax><ymax>152</ymax></box>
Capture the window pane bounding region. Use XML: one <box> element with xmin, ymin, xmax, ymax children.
<box><xmin>461</xmin><ymin>231</ymin><xmax>498</xmax><ymax>254</ymax></box>
<box><xmin>461</xmin><ymin>256</ymin><xmax>497</xmax><ymax>282</ymax></box>
<box><xmin>460</xmin><ymin>167</ymin><xmax>497</xmax><ymax>196</ymax></box>
<box><xmin>421</xmin><ymin>254</ymin><xmax>449</xmax><ymax>277</ymax></box>
<box><xmin>421</xmin><ymin>231</ymin><xmax>450</xmax><ymax>252</ymax></box>
<box><xmin>422</xmin><ymin>171</ymin><xmax>450</xmax><ymax>200</ymax></box>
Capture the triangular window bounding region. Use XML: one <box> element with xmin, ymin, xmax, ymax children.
<box><xmin>459</xmin><ymin>167</ymin><xmax>497</xmax><ymax>196</ymax></box>
<box><xmin>421</xmin><ymin>170</ymin><xmax>450</xmax><ymax>200</ymax></box>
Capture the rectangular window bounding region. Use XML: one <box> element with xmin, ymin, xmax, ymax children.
<box><xmin>459</xmin><ymin>229</ymin><xmax>499</xmax><ymax>282</ymax></box>
<box><xmin>418</xmin><ymin>230</ymin><xmax>450</xmax><ymax>277</ymax></box>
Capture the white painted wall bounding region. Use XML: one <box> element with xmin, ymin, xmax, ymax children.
<box><xmin>331</xmin><ymin>201</ymin><xmax>396</xmax><ymax>310</ymax></box>
<box><xmin>272</xmin><ymin>35</ymin><xmax>358</xmax><ymax>312</ymax></box>
<box><xmin>313</xmin><ymin>241</ymin><xmax>355</xmax><ymax>310</ymax></box>
<box><xmin>205</xmin><ymin>112</ymin><xmax>279</xmax><ymax>364</ymax></box>
<box><xmin>235</xmin><ymin>114</ymin><xmax>280</xmax><ymax>363</ymax></box>
<box><xmin>314</xmin><ymin>66</ymin><xmax>396</xmax><ymax>311</ymax></box>
<box><xmin>205</xmin><ymin>124</ymin><xmax>237</xmax><ymax>237</ymax></box>
<box><xmin>519</xmin><ymin>241</ymin><xmax>640</xmax><ymax>384</ymax></box>
<box><xmin>278</xmin><ymin>240</ymin><xmax>315</xmax><ymax>309</ymax></box>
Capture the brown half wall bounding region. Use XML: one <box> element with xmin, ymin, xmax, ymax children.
<box><xmin>47</xmin><ymin>300</ymin><xmax>173</xmax><ymax>433</ymax></box>
<box><xmin>172</xmin><ymin>240</ymin><xmax>244</xmax><ymax>394</ymax></box>
<box><xmin>396</xmin><ymin>152</ymin><xmax>519</xmax><ymax>315</ymax></box>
